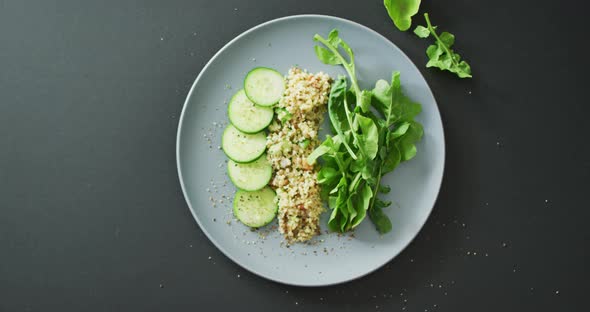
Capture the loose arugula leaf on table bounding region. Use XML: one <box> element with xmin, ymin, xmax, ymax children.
<box><xmin>414</xmin><ymin>13</ymin><xmax>472</xmax><ymax>78</ymax></box>
<box><xmin>311</xmin><ymin>30</ymin><xmax>424</xmax><ymax>234</ymax></box>
<box><xmin>383</xmin><ymin>0</ymin><xmax>422</xmax><ymax>31</ymax></box>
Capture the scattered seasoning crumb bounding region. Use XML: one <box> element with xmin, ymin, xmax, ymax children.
<box><xmin>208</xmin><ymin>256</ymin><xmax>211</xmax><ymax>260</ymax></box>
<box><xmin>237</xmin><ymin>274</ymin><xmax>240</xmax><ymax>278</ymax></box>
<box><xmin>555</xmin><ymin>290</ymin><xmax>560</xmax><ymax>295</ymax></box>
<box><xmin>502</xmin><ymin>242</ymin><xmax>508</xmax><ymax>248</ymax></box>
<box><xmin>159</xmin><ymin>283</ymin><xmax>164</xmax><ymax>288</ymax></box>
<box><xmin>193</xmin><ymin>32</ymin><xmax>197</xmax><ymax>36</ymax></box>
<box><xmin>160</xmin><ymin>37</ymin><xmax>164</xmax><ymax>41</ymax></box>
<box><xmin>485</xmin><ymin>253</ymin><xmax>489</xmax><ymax>257</ymax></box>
<box><xmin>234</xmin><ymin>8</ymin><xmax>238</xmax><ymax>11</ymax></box>
<box><xmin>468</xmin><ymin>90</ymin><xmax>472</xmax><ymax>94</ymax></box>
<box><xmin>295</xmin><ymin>302</ymin><xmax>298</xmax><ymax>305</ymax></box>
<box><xmin>189</xmin><ymin>244</ymin><xmax>192</xmax><ymax>248</ymax></box>
<box><xmin>545</xmin><ymin>199</ymin><xmax>549</xmax><ymax>203</ymax></box>
<box><xmin>410</xmin><ymin>258</ymin><xmax>414</xmax><ymax>263</ymax></box>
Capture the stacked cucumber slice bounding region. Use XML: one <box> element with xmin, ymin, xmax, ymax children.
<box><xmin>221</xmin><ymin>67</ymin><xmax>285</xmax><ymax>228</ymax></box>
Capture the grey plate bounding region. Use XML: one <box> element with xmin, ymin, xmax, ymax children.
<box><xmin>176</xmin><ymin>15</ymin><xmax>445</xmax><ymax>286</ymax></box>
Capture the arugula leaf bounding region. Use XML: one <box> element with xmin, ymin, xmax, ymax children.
<box><xmin>359</xmin><ymin>90</ymin><xmax>372</xmax><ymax>113</ymax></box>
<box><xmin>327</xmin><ymin>77</ymin><xmax>357</xmax><ymax>159</ymax></box>
<box><xmin>351</xmin><ymin>183</ymin><xmax>373</xmax><ymax>228</ymax></box>
<box><xmin>355</xmin><ymin>114</ymin><xmax>379</xmax><ymax>160</ymax></box>
<box><xmin>381</xmin><ymin>141</ymin><xmax>401</xmax><ymax>175</ymax></box>
<box><xmin>311</xmin><ymin>30</ymin><xmax>424</xmax><ymax>235</ymax></box>
<box><xmin>317</xmin><ymin>166</ymin><xmax>340</xmax><ymax>184</ymax></box>
<box><xmin>390</xmin><ymin>121</ymin><xmax>410</xmax><ymax>139</ymax></box>
<box><xmin>314</xmin><ymin>31</ymin><xmax>361</xmax><ymax>106</ymax></box>
<box><xmin>397</xmin><ymin>121</ymin><xmax>423</xmax><ymax>161</ymax></box>
<box><xmin>413</xmin><ymin>25</ymin><xmax>430</xmax><ymax>38</ymax></box>
<box><xmin>369</xmin><ymin>198</ymin><xmax>393</xmax><ymax>234</ymax></box>
<box><xmin>383</xmin><ymin>0</ymin><xmax>422</xmax><ymax>31</ymax></box>
<box><xmin>378</xmin><ymin>184</ymin><xmax>391</xmax><ymax>194</ymax></box>
<box><xmin>415</xmin><ymin>13</ymin><xmax>472</xmax><ymax>78</ymax></box>
<box><xmin>307</xmin><ymin>139</ymin><xmax>333</xmax><ymax>165</ymax></box>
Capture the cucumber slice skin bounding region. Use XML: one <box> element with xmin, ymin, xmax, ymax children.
<box><xmin>227</xmin><ymin>155</ymin><xmax>272</xmax><ymax>191</ymax></box>
<box><xmin>221</xmin><ymin>125</ymin><xmax>267</xmax><ymax>164</ymax></box>
<box><xmin>233</xmin><ymin>186</ymin><xmax>278</xmax><ymax>228</ymax></box>
<box><xmin>243</xmin><ymin>67</ymin><xmax>285</xmax><ymax>107</ymax></box>
<box><xmin>228</xmin><ymin>89</ymin><xmax>274</xmax><ymax>134</ymax></box>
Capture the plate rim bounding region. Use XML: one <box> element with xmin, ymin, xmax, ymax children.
<box><xmin>176</xmin><ymin>14</ymin><xmax>446</xmax><ymax>287</ymax></box>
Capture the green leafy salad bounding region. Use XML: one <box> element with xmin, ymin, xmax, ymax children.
<box><xmin>307</xmin><ymin>30</ymin><xmax>424</xmax><ymax>234</ymax></box>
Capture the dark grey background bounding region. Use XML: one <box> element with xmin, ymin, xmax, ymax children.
<box><xmin>0</xmin><ymin>0</ymin><xmax>587</xmax><ymax>311</ymax></box>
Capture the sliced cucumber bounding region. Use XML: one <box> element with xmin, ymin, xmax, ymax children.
<box><xmin>221</xmin><ymin>124</ymin><xmax>267</xmax><ymax>163</ymax></box>
<box><xmin>228</xmin><ymin>155</ymin><xmax>272</xmax><ymax>191</ymax></box>
<box><xmin>244</xmin><ymin>67</ymin><xmax>285</xmax><ymax>107</ymax></box>
<box><xmin>233</xmin><ymin>186</ymin><xmax>277</xmax><ymax>228</ymax></box>
<box><xmin>228</xmin><ymin>89</ymin><xmax>274</xmax><ymax>133</ymax></box>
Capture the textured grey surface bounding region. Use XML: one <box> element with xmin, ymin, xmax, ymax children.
<box><xmin>177</xmin><ymin>15</ymin><xmax>444</xmax><ymax>286</ymax></box>
<box><xmin>0</xmin><ymin>0</ymin><xmax>587</xmax><ymax>311</ymax></box>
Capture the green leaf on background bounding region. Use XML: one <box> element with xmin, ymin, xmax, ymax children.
<box><xmin>383</xmin><ymin>0</ymin><xmax>422</xmax><ymax>31</ymax></box>
<box><xmin>351</xmin><ymin>183</ymin><xmax>373</xmax><ymax>228</ymax></box>
<box><xmin>415</xmin><ymin>13</ymin><xmax>472</xmax><ymax>78</ymax></box>
<box><xmin>413</xmin><ymin>25</ymin><xmax>430</xmax><ymax>38</ymax></box>
<box><xmin>369</xmin><ymin>199</ymin><xmax>393</xmax><ymax>234</ymax></box>
<box><xmin>314</xmin><ymin>46</ymin><xmax>341</xmax><ymax>65</ymax></box>
<box><xmin>312</xmin><ymin>30</ymin><xmax>424</xmax><ymax>235</ymax></box>
<box><xmin>355</xmin><ymin>114</ymin><xmax>379</xmax><ymax>160</ymax></box>
<box><xmin>359</xmin><ymin>90</ymin><xmax>372</xmax><ymax>113</ymax></box>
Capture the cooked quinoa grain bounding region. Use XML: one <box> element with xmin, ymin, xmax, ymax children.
<box><xmin>266</xmin><ymin>67</ymin><xmax>332</xmax><ymax>242</ymax></box>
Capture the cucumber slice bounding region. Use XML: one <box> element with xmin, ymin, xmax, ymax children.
<box><xmin>227</xmin><ymin>155</ymin><xmax>272</xmax><ymax>191</ymax></box>
<box><xmin>228</xmin><ymin>89</ymin><xmax>274</xmax><ymax>133</ymax></box>
<box><xmin>244</xmin><ymin>67</ymin><xmax>285</xmax><ymax>107</ymax></box>
<box><xmin>221</xmin><ymin>125</ymin><xmax>267</xmax><ymax>163</ymax></box>
<box><xmin>233</xmin><ymin>186</ymin><xmax>277</xmax><ymax>228</ymax></box>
